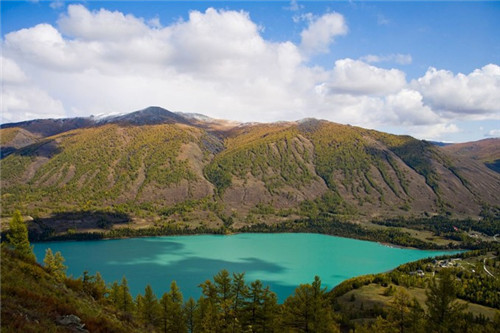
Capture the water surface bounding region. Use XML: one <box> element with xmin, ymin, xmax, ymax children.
<box><xmin>33</xmin><ymin>233</ymin><xmax>459</xmax><ymax>301</ymax></box>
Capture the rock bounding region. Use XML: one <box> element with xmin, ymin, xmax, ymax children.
<box><xmin>56</xmin><ymin>314</ymin><xmax>89</xmax><ymax>332</ymax></box>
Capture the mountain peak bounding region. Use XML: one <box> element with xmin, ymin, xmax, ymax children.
<box><xmin>99</xmin><ymin>106</ymin><xmax>190</xmax><ymax>126</ymax></box>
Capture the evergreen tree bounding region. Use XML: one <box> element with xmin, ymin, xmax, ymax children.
<box><xmin>93</xmin><ymin>272</ymin><xmax>107</xmax><ymax>300</ymax></box>
<box><xmin>405</xmin><ymin>297</ymin><xmax>426</xmax><ymax>333</ymax></box>
<box><xmin>159</xmin><ymin>292</ymin><xmax>172</xmax><ymax>333</ymax></box>
<box><xmin>6</xmin><ymin>210</ymin><xmax>34</xmax><ymax>260</ymax></box>
<box><xmin>214</xmin><ymin>270</ymin><xmax>233</xmax><ymax>331</ymax></box>
<box><xmin>198</xmin><ymin>280</ymin><xmax>221</xmax><ymax>332</ymax></box>
<box><xmin>120</xmin><ymin>276</ymin><xmax>134</xmax><ymax>314</ymax></box>
<box><xmin>43</xmin><ymin>248</ymin><xmax>55</xmax><ymax>272</ymax></box>
<box><xmin>43</xmin><ymin>248</ymin><xmax>66</xmax><ymax>282</ymax></box>
<box><xmin>282</xmin><ymin>276</ymin><xmax>338</xmax><ymax>333</ymax></box>
<box><xmin>169</xmin><ymin>281</ymin><xmax>186</xmax><ymax>332</ymax></box>
<box><xmin>425</xmin><ymin>269</ymin><xmax>467</xmax><ymax>333</ymax></box>
<box><xmin>109</xmin><ymin>281</ymin><xmax>121</xmax><ymax>307</ymax></box>
<box><xmin>243</xmin><ymin>280</ymin><xmax>278</xmax><ymax>332</ymax></box>
<box><xmin>159</xmin><ymin>281</ymin><xmax>186</xmax><ymax>333</ymax></box>
<box><xmin>139</xmin><ymin>284</ymin><xmax>159</xmax><ymax>327</ymax></box>
<box><xmin>184</xmin><ymin>297</ymin><xmax>197</xmax><ymax>333</ymax></box>
<box><xmin>387</xmin><ymin>289</ymin><xmax>411</xmax><ymax>333</ymax></box>
<box><xmin>231</xmin><ymin>272</ymin><xmax>248</xmax><ymax>333</ymax></box>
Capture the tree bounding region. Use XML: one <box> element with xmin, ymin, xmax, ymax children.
<box><xmin>120</xmin><ymin>276</ymin><xmax>134</xmax><ymax>314</ymax></box>
<box><xmin>93</xmin><ymin>272</ymin><xmax>107</xmax><ymax>300</ymax></box>
<box><xmin>425</xmin><ymin>269</ymin><xmax>467</xmax><ymax>333</ymax></box>
<box><xmin>282</xmin><ymin>276</ymin><xmax>338</xmax><ymax>332</ymax></box>
<box><xmin>138</xmin><ymin>284</ymin><xmax>159</xmax><ymax>327</ymax></box>
<box><xmin>244</xmin><ymin>280</ymin><xmax>279</xmax><ymax>332</ymax></box>
<box><xmin>159</xmin><ymin>281</ymin><xmax>186</xmax><ymax>333</ymax></box>
<box><xmin>43</xmin><ymin>248</ymin><xmax>67</xmax><ymax>282</ymax></box>
<box><xmin>387</xmin><ymin>289</ymin><xmax>411</xmax><ymax>333</ymax></box>
<box><xmin>109</xmin><ymin>281</ymin><xmax>121</xmax><ymax>307</ymax></box>
<box><xmin>231</xmin><ymin>272</ymin><xmax>248</xmax><ymax>333</ymax></box>
<box><xmin>214</xmin><ymin>270</ymin><xmax>233</xmax><ymax>330</ymax></box>
<box><xmin>184</xmin><ymin>297</ymin><xmax>197</xmax><ymax>333</ymax></box>
<box><xmin>197</xmin><ymin>279</ymin><xmax>224</xmax><ymax>332</ymax></box>
<box><xmin>6</xmin><ymin>210</ymin><xmax>34</xmax><ymax>260</ymax></box>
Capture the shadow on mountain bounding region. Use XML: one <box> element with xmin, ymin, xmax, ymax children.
<box><xmin>1</xmin><ymin>140</ymin><xmax>62</xmax><ymax>160</ymax></box>
<box><xmin>28</xmin><ymin>210</ymin><xmax>132</xmax><ymax>241</ymax></box>
<box><xmin>485</xmin><ymin>159</ymin><xmax>500</xmax><ymax>173</ymax></box>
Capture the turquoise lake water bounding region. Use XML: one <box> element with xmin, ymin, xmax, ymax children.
<box><xmin>33</xmin><ymin>233</ymin><xmax>459</xmax><ymax>301</ymax></box>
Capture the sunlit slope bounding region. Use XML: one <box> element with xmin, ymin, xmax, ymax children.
<box><xmin>1</xmin><ymin>247</ymin><xmax>147</xmax><ymax>332</ymax></box>
<box><xmin>1</xmin><ymin>124</ymin><xmax>213</xmax><ymax>215</ymax></box>
<box><xmin>1</xmin><ymin>116</ymin><xmax>499</xmax><ymax>224</ymax></box>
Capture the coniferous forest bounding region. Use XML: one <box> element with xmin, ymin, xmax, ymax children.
<box><xmin>2</xmin><ymin>212</ymin><xmax>499</xmax><ymax>332</ymax></box>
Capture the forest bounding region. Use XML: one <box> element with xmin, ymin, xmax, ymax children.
<box><xmin>2</xmin><ymin>211</ymin><xmax>499</xmax><ymax>332</ymax></box>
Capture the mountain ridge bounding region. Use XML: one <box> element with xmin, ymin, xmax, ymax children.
<box><xmin>1</xmin><ymin>107</ymin><xmax>499</xmax><ymax>237</ymax></box>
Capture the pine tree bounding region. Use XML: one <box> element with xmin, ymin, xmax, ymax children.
<box><xmin>159</xmin><ymin>281</ymin><xmax>186</xmax><ymax>333</ymax></box>
<box><xmin>43</xmin><ymin>248</ymin><xmax>66</xmax><ymax>282</ymax></box>
<box><xmin>140</xmin><ymin>284</ymin><xmax>159</xmax><ymax>327</ymax></box>
<box><xmin>93</xmin><ymin>272</ymin><xmax>107</xmax><ymax>300</ymax></box>
<box><xmin>282</xmin><ymin>276</ymin><xmax>338</xmax><ymax>333</ymax></box>
<box><xmin>214</xmin><ymin>270</ymin><xmax>233</xmax><ymax>331</ymax></box>
<box><xmin>198</xmin><ymin>280</ymin><xmax>221</xmax><ymax>332</ymax></box>
<box><xmin>388</xmin><ymin>289</ymin><xmax>412</xmax><ymax>333</ymax></box>
<box><xmin>231</xmin><ymin>272</ymin><xmax>248</xmax><ymax>333</ymax></box>
<box><xmin>6</xmin><ymin>210</ymin><xmax>34</xmax><ymax>260</ymax></box>
<box><xmin>184</xmin><ymin>297</ymin><xmax>197</xmax><ymax>333</ymax></box>
<box><xmin>159</xmin><ymin>292</ymin><xmax>172</xmax><ymax>333</ymax></box>
<box><xmin>425</xmin><ymin>269</ymin><xmax>467</xmax><ymax>333</ymax></box>
<box><xmin>120</xmin><ymin>276</ymin><xmax>134</xmax><ymax>314</ymax></box>
<box><xmin>43</xmin><ymin>248</ymin><xmax>55</xmax><ymax>272</ymax></box>
<box><xmin>169</xmin><ymin>281</ymin><xmax>186</xmax><ymax>332</ymax></box>
<box><xmin>109</xmin><ymin>281</ymin><xmax>121</xmax><ymax>307</ymax></box>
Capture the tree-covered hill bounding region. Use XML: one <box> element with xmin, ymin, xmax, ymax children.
<box><xmin>1</xmin><ymin>107</ymin><xmax>499</xmax><ymax>237</ymax></box>
<box><xmin>2</xmin><ymin>217</ymin><xmax>499</xmax><ymax>332</ymax></box>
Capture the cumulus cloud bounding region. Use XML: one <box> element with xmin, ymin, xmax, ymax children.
<box><xmin>413</xmin><ymin>65</ymin><xmax>500</xmax><ymax>119</ymax></box>
<box><xmin>300</xmin><ymin>12</ymin><xmax>347</xmax><ymax>54</ymax></box>
<box><xmin>1</xmin><ymin>5</ymin><xmax>499</xmax><ymax>141</ymax></box>
<box><xmin>316</xmin><ymin>58</ymin><xmax>406</xmax><ymax>95</ymax></box>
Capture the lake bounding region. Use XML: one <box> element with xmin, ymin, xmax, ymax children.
<box><xmin>33</xmin><ymin>233</ymin><xmax>459</xmax><ymax>301</ymax></box>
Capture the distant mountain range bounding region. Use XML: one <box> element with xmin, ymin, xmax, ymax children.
<box><xmin>1</xmin><ymin>106</ymin><xmax>499</xmax><ymax>232</ymax></box>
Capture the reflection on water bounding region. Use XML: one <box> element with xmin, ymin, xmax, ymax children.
<box><xmin>33</xmin><ymin>233</ymin><xmax>459</xmax><ymax>301</ymax></box>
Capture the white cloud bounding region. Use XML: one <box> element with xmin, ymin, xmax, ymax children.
<box><xmin>286</xmin><ymin>0</ymin><xmax>303</xmax><ymax>12</ymax></box>
<box><xmin>1</xmin><ymin>56</ymin><xmax>28</xmax><ymax>84</ymax></box>
<box><xmin>1</xmin><ymin>5</ymin><xmax>499</xmax><ymax>142</ymax></box>
<box><xmin>486</xmin><ymin>129</ymin><xmax>500</xmax><ymax>137</ymax></box>
<box><xmin>58</xmin><ymin>5</ymin><xmax>150</xmax><ymax>41</ymax></box>
<box><xmin>316</xmin><ymin>58</ymin><xmax>406</xmax><ymax>95</ymax></box>
<box><xmin>360</xmin><ymin>53</ymin><xmax>412</xmax><ymax>65</ymax></box>
<box><xmin>50</xmin><ymin>0</ymin><xmax>64</xmax><ymax>10</ymax></box>
<box><xmin>413</xmin><ymin>64</ymin><xmax>500</xmax><ymax>119</ymax></box>
<box><xmin>300</xmin><ymin>12</ymin><xmax>347</xmax><ymax>54</ymax></box>
<box><xmin>2</xmin><ymin>84</ymin><xmax>66</xmax><ymax>123</ymax></box>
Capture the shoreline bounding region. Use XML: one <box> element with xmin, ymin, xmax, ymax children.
<box><xmin>28</xmin><ymin>227</ymin><xmax>472</xmax><ymax>251</ymax></box>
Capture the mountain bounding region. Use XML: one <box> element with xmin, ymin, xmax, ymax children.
<box><xmin>1</xmin><ymin>107</ymin><xmax>499</xmax><ymax>236</ymax></box>
<box><xmin>443</xmin><ymin>138</ymin><xmax>500</xmax><ymax>173</ymax></box>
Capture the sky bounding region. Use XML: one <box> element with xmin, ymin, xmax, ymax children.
<box><xmin>1</xmin><ymin>1</ymin><xmax>499</xmax><ymax>142</ymax></box>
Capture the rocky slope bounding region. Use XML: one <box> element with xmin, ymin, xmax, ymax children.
<box><xmin>1</xmin><ymin>107</ymin><xmax>499</xmax><ymax>233</ymax></box>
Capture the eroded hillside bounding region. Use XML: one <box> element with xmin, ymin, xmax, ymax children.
<box><xmin>1</xmin><ymin>107</ymin><xmax>499</xmax><ymax>235</ymax></box>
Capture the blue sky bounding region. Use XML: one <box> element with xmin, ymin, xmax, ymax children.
<box><xmin>1</xmin><ymin>1</ymin><xmax>499</xmax><ymax>142</ymax></box>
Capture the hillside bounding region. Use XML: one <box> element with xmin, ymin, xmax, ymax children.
<box><xmin>1</xmin><ymin>107</ymin><xmax>499</xmax><ymax>238</ymax></box>
<box><xmin>2</xmin><ymin>240</ymin><xmax>499</xmax><ymax>332</ymax></box>
<box><xmin>0</xmin><ymin>247</ymin><xmax>148</xmax><ymax>332</ymax></box>
<box><xmin>443</xmin><ymin>138</ymin><xmax>500</xmax><ymax>173</ymax></box>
